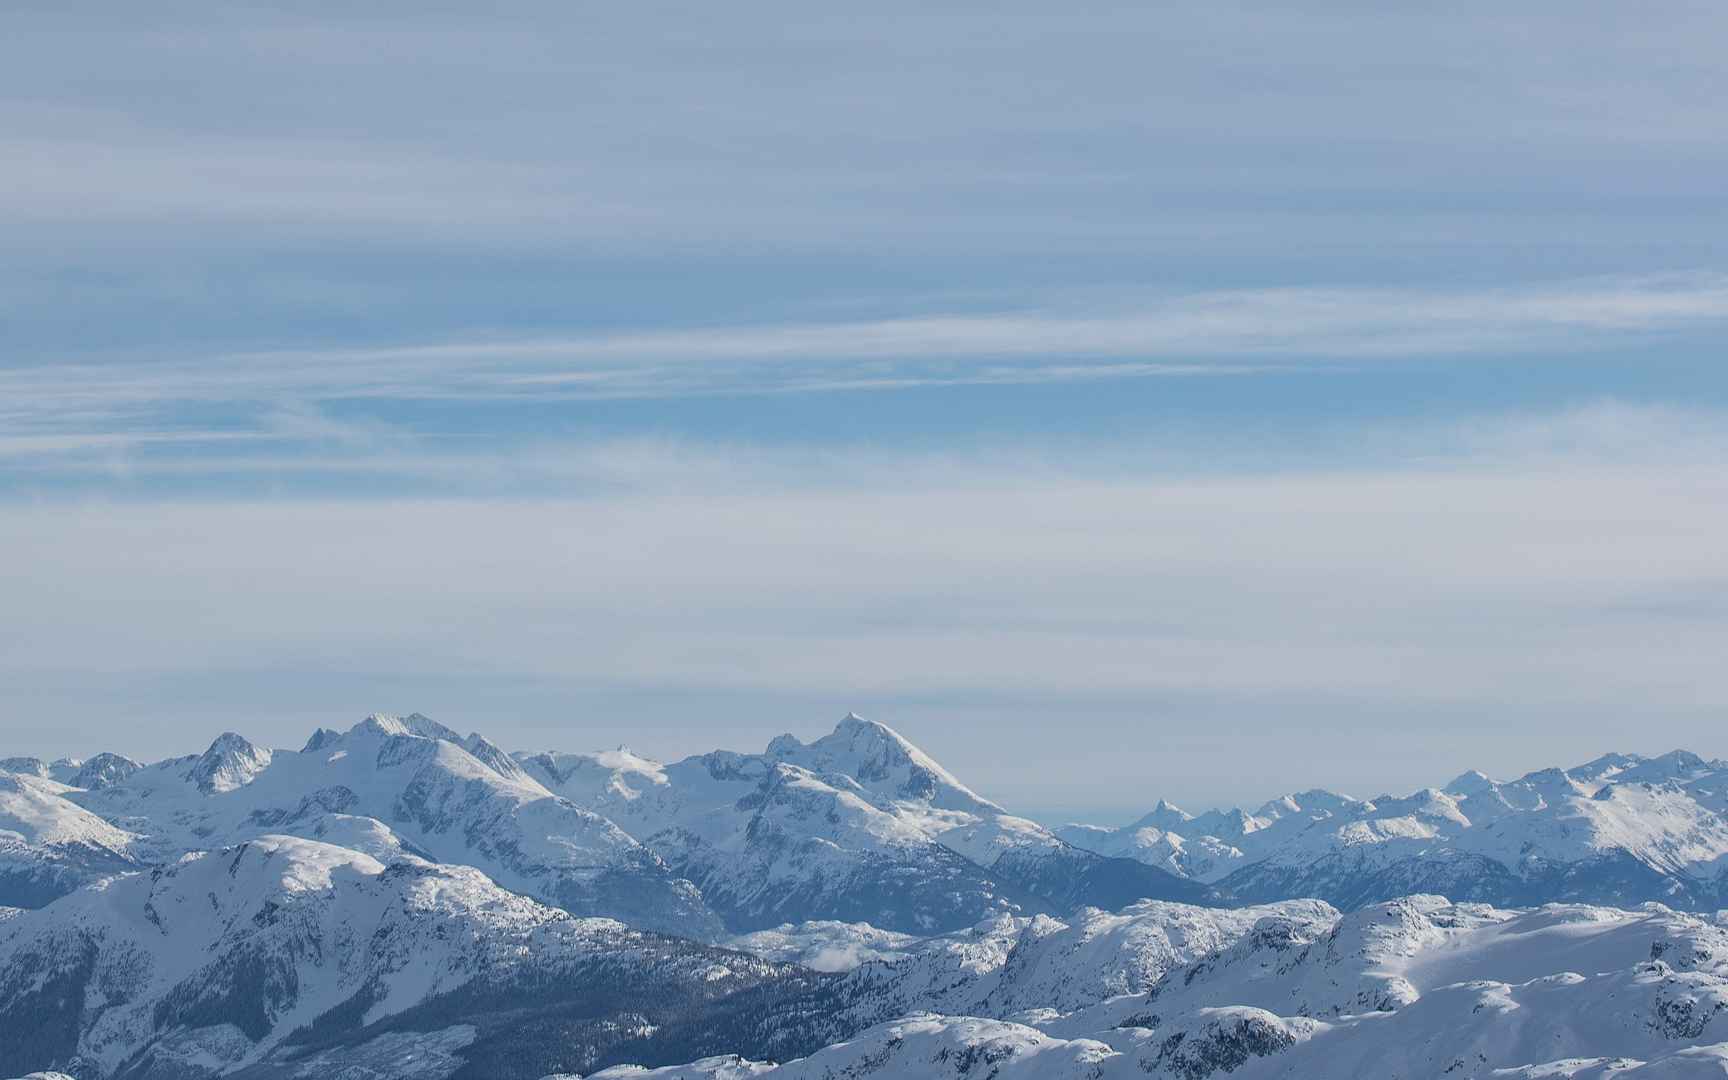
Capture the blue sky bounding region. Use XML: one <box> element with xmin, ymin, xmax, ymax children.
<box><xmin>5</xmin><ymin>2</ymin><xmax>1728</xmax><ymax>815</ymax></box>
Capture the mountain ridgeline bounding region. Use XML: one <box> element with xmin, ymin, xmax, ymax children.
<box><xmin>5</xmin><ymin>714</ymin><xmax>1728</xmax><ymax>1079</ymax></box>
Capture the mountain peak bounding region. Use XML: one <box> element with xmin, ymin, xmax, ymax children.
<box><xmin>831</xmin><ymin>712</ymin><xmax>914</xmax><ymax>747</ymax></box>
<box><xmin>766</xmin><ymin>713</ymin><xmax>1005</xmax><ymax>815</ymax></box>
<box><xmin>0</xmin><ymin>756</ymin><xmax>51</xmax><ymax>780</ymax></box>
<box><xmin>461</xmin><ymin>731</ymin><xmax>532</xmax><ymax>782</ymax></box>
<box><xmin>1444</xmin><ymin>768</ymin><xmax>1495</xmax><ymax>795</ymax></box>
<box><xmin>71</xmin><ymin>751</ymin><xmax>143</xmax><ymax>791</ymax></box>
<box><xmin>190</xmin><ymin>732</ymin><xmax>272</xmax><ymax>794</ymax></box>
<box><xmin>1128</xmin><ymin>799</ymin><xmax>1193</xmax><ymax>831</ymax></box>
<box><xmin>349</xmin><ymin>712</ymin><xmax>463</xmax><ymax>742</ymax></box>
<box><xmin>301</xmin><ymin>726</ymin><xmax>342</xmax><ymax>753</ymax></box>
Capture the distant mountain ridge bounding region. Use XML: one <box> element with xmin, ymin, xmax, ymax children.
<box><xmin>1058</xmin><ymin>747</ymin><xmax>1728</xmax><ymax>910</ymax></box>
<box><xmin>10</xmin><ymin>717</ymin><xmax>1728</xmax><ymax>927</ymax></box>
<box><xmin>0</xmin><ymin>713</ymin><xmax>1212</xmax><ymax>935</ymax></box>
<box><xmin>516</xmin><ymin>712</ymin><xmax>1217</xmax><ymax>932</ymax></box>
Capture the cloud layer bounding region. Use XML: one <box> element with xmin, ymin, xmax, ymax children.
<box><xmin>6</xmin><ymin>404</ymin><xmax>1727</xmax><ymax>807</ymax></box>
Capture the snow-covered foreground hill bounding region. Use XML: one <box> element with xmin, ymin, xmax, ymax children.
<box><xmin>0</xmin><ymin>835</ymin><xmax>838</xmax><ymax>1080</ymax></box>
<box><xmin>7</xmin><ymin>844</ymin><xmax>1728</xmax><ymax>1078</ymax></box>
<box><xmin>578</xmin><ymin>897</ymin><xmax>1728</xmax><ymax>1080</ymax></box>
<box><xmin>1060</xmin><ymin>749</ymin><xmax>1728</xmax><ymax>911</ymax></box>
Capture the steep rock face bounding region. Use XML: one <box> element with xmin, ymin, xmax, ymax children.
<box><xmin>64</xmin><ymin>718</ymin><xmax>722</xmax><ymax>939</ymax></box>
<box><xmin>1072</xmin><ymin>749</ymin><xmax>1728</xmax><ymax>912</ymax></box>
<box><xmin>0</xmin><ymin>836</ymin><xmax>835</xmax><ymax>1080</ymax></box>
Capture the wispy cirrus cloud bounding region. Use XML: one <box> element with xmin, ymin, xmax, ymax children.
<box><xmin>7</xmin><ymin>274</ymin><xmax>1728</xmax><ymax>474</ymax></box>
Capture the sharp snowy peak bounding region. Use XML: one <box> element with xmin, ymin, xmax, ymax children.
<box><xmin>63</xmin><ymin>716</ymin><xmax>721</xmax><ymax>938</ymax></box>
<box><xmin>764</xmin><ymin>713</ymin><xmax>1005</xmax><ymax>819</ymax></box>
<box><xmin>188</xmin><ymin>733</ymin><xmax>272</xmax><ymax>795</ymax></box>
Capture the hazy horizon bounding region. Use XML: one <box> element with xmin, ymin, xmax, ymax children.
<box><xmin>6</xmin><ymin>705</ymin><xmax>1719</xmax><ymax>822</ymax></box>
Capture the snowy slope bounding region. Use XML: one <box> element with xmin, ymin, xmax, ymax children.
<box><xmin>593</xmin><ymin>896</ymin><xmax>1728</xmax><ymax>1080</ymax></box>
<box><xmin>0</xmin><ymin>772</ymin><xmax>141</xmax><ymax>907</ymax></box>
<box><xmin>834</xmin><ymin>898</ymin><xmax>1336</xmax><ymax>1024</ymax></box>
<box><xmin>0</xmin><ymin>835</ymin><xmax>833</xmax><ymax>1080</ymax></box>
<box><xmin>727</xmin><ymin>921</ymin><xmax>924</xmax><ymax>972</ymax></box>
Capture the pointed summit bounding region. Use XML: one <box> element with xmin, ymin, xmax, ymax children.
<box><xmin>1129</xmin><ymin>799</ymin><xmax>1193</xmax><ymax>832</ymax></box>
<box><xmin>348</xmin><ymin>712</ymin><xmax>462</xmax><ymax>743</ymax></box>
<box><xmin>190</xmin><ymin>732</ymin><xmax>272</xmax><ymax>794</ymax></box>
<box><xmin>302</xmin><ymin>726</ymin><xmax>342</xmax><ymax>753</ymax></box>
<box><xmin>767</xmin><ymin>713</ymin><xmax>1004</xmax><ymax>814</ymax></box>
<box><xmin>462</xmin><ymin>731</ymin><xmax>532</xmax><ymax>783</ymax></box>
<box><xmin>1444</xmin><ymin>768</ymin><xmax>1495</xmax><ymax>796</ymax></box>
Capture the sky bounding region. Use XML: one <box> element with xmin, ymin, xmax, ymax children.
<box><xmin>4</xmin><ymin>2</ymin><xmax>1728</xmax><ymax>817</ymax></box>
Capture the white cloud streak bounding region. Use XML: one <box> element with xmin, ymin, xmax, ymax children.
<box><xmin>7</xmin><ymin>275</ymin><xmax>1728</xmax><ymax>468</ymax></box>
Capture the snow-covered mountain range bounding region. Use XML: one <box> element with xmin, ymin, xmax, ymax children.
<box><xmin>515</xmin><ymin>713</ymin><xmax>1213</xmax><ymax>933</ymax></box>
<box><xmin>1057</xmin><ymin>749</ymin><xmax>1728</xmax><ymax>910</ymax></box>
<box><xmin>5</xmin><ymin>714</ymin><xmax>1728</xmax><ymax>1078</ymax></box>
